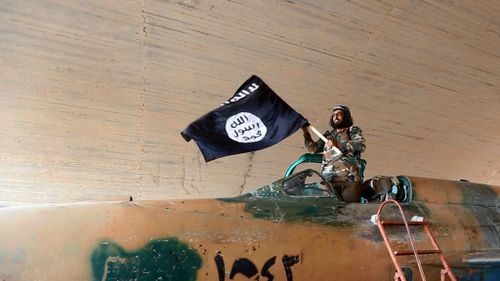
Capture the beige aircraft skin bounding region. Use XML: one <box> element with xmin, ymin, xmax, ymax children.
<box><xmin>0</xmin><ymin>174</ymin><xmax>498</xmax><ymax>281</ymax></box>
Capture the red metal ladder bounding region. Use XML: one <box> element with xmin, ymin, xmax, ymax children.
<box><xmin>375</xmin><ymin>199</ymin><xmax>457</xmax><ymax>281</ymax></box>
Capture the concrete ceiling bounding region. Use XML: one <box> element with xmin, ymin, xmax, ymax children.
<box><xmin>0</xmin><ymin>0</ymin><xmax>499</xmax><ymax>204</ymax></box>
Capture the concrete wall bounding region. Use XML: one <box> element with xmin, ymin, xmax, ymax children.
<box><xmin>1</xmin><ymin>0</ymin><xmax>499</xmax><ymax>204</ymax></box>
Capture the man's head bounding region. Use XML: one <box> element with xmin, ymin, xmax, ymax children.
<box><xmin>329</xmin><ymin>104</ymin><xmax>353</xmax><ymax>129</ymax></box>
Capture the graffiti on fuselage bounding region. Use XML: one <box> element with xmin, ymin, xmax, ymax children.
<box><xmin>215</xmin><ymin>252</ymin><xmax>300</xmax><ymax>281</ymax></box>
<box><xmin>91</xmin><ymin>238</ymin><xmax>300</xmax><ymax>281</ymax></box>
<box><xmin>90</xmin><ymin>238</ymin><xmax>202</xmax><ymax>281</ymax></box>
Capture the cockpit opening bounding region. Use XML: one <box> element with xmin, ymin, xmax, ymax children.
<box><xmin>281</xmin><ymin>169</ymin><xmax>412</xmax><ymax>204</ymax></box>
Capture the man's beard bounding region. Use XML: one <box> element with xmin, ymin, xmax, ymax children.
<box><xmin>329</xmin><ymin>110</ymin><xmax>353</xmax><ymax>129</ymax></box>
<box><xmin>333</xmin><ymin>119</ymin><xmax>350</xmax><ymax>129</ymax></box>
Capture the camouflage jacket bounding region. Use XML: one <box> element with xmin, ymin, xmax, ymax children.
<box><xmin>305</xmin><ymin>126</ymin><xmax>366</xmax><ymax>182</ymax></box>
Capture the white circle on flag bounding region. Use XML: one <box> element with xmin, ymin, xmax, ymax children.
<box><xmin>225</xmin><ymin>112</ymin><xmax>267</xmax><ymax>143</ymax></box>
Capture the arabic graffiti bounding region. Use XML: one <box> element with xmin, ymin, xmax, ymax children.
<box><xmin>90</xmin><ymin>238</ymin><xmax>202</xmax><ymax>281</ymax></box>
<box><xmin>282</xmin><ymin>255</ymin><xmax>300</xmax><ymax>280</ymax></box>
<box><xmin>215</xmin><ymin>252</ymin><xmax>299</xmax><ymax>281</ymax></box>
<box><xmin>225</xmin><ymin>112</ymin><xmax>267</xmax><ymax>143</ymax></box>
<box><xmin>229</xmin><ymin>258</ymin><xmax>258</xmax><ymax>279</ymax></box>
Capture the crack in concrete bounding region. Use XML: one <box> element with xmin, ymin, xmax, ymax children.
<box><xmin>138</xmin><ymin>0</ymin><xmax>147</xmax><ymax>200</ymax></box>
<box><xmin>190</xmin><ymin>151</ymin><xmax>201</xmax><ymax>194</ymax></box>
<box><xmin>346</xmin><ymin>3</ymin><xmax>396</xmax><ymax>77</ymax></box>
<box><xmin>181</xmin><ymin>155</ymin><xmax>191</xmax><ymax>196</ymax></box>
<box><xmin>239</xmin><ymin>152</ymin><xmax>255</xmax><ymax>194</ymax></box>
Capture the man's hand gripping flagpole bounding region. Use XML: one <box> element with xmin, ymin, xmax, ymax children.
<box><xmin>305</xmin><ymin>125</ymin><xmax>343</xmax><ymax>161</ymax></box>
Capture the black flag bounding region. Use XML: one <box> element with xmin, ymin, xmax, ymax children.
<box><xmin>181</xmin><ymin>75</ymin><xmax>308</xmax><ymax>162</ymax></box>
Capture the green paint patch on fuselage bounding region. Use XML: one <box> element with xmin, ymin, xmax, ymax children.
<box><xmin>220</xmin><ymin>181</ymin><xmax>352</xmax><ymax>227</ymax></box>
<box><xmin>91</xmin><ymin>238</ymin><xmax>202</xmax><ymax>281</ymax></box>
<box><xmin>244</xmin><ymin>196</ymin><xmax>353</xmax><ymax>226</ymax></box>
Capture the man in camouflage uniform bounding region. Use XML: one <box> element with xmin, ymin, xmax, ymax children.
<box><xmin>302</xmin><ymin>105</ymin><xmax>366</xmax><ymax>203</ymax></box>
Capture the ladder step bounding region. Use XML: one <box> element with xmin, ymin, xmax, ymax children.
<box><xmin>394</xmin><ymin>249</ymin><xmax>441</xmax><ymax>256</ymax></box>
<box><xmin>380</xmin><ymin>220</ymin><xmax>426</xmax><ymax>226</ymax></box>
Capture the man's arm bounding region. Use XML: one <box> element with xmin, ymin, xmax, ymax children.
<box><xmin>344</xmin><ymin>126</ymin><xmax>366</xmax><ymax>154</ymax></box>
<box><xmin>302</xmin><ymin>126</ymin><xmax>325</xmax><ymax>153</ymax></box>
